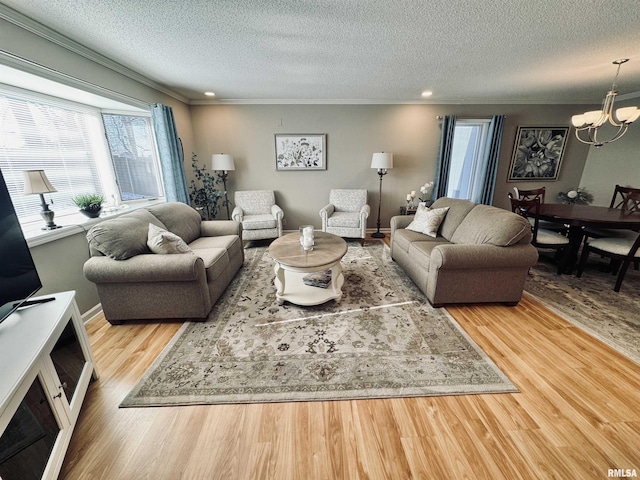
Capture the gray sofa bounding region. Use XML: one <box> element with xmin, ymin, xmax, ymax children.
<box><xmin>390</xmin><ymin>197</ymin><xmax>538</xmax><ymax>307</ymax></box>
<box><xmin>84</xmin><ymin>202</ymin><xmax>243</xmax><ymax>324</ymax></box>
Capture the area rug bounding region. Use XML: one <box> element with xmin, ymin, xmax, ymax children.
<box><xmin>525</xmin><ymin>257</ymin><xmax>640</xmax><ymax>365</ymax></box>
<box><xmin>121</xmin><ymin>241</ymin><xmax>516</xmax><ymax>407</ymax></box>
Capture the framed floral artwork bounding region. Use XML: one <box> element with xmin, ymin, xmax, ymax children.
<box><xmin>507</xmin><ymin>126</ymin><xmax>569</xmax><ymax>181</ymax></box>
<box><xmin>275</xmin><ymin>134</ymin><xmax>326</xmax><ymax>170</ymax></box>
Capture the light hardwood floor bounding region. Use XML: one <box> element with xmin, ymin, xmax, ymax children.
<box><xmin>61</xmin><ymin>238</ymin><xmax>640</xmax><ymax>480</ymax></box>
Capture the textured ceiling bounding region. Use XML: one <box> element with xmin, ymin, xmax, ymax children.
<box><xmin>2</xmin><ymin>0</ymin><xmax>640</xmax><ymax>104</ymax></box>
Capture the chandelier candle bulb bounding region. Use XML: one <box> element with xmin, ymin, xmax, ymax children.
<box><xmin>616</xmin><ymin>107</ymin><xmax>640</xmax><ymax>123</ymax></box>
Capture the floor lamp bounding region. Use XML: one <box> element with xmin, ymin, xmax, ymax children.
<box><xmin>370</xmin><ymin>152</ymin><xmax>394</xmax><ymax>238</ymax></box>
<box><xmin>211</xmin><ymin>153</ymin><xmax>235</xmax><ymax>219</ymax></box>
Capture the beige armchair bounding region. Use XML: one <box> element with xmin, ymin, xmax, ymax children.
<box><xmin>232</xmin><ymin>190</ymin><xmax>284</xmax><ymax>243</ymax></box>
<box><xmin>319</xmin><ymin>189</ymin><xmax>370</xmax><ymax>245</ymax></box>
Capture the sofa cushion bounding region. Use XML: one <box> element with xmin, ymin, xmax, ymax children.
<box><xmin>148</xmin><ymin>203</ymin><xmax>202</xmax><ymax>244</ymax></box>
<box><xmin>242</xmin><ymin>214</ymin><xmax>277</xmax><ymax>230</ymax></box>
<box><xmin>430</xmin><ymin>197</ymin><xmax>477</xmax><ymax>241</ymax></box>
<box><xmin>327</xmin><ymin>211</ymin><xmax>361</xmax><ymax>228</ymax></box>
<box><xmin>235</xmin><ymin>190</ymin><xmax>276</xmax><ymax>216</ymax></box>
<box><xmin>192</xmin><ymin>248</ymin><xmax>230</xmax><ymax>281</ymax></box>
<box><xmin>189</xmin><ymin>234</ymin><xmax>242</xmax><ymax>252</ymax></box>
<box><xmin>393</xmin><ymin>228</ymin><xmax>446</xmax><ymax>253</ymax></box>
<box><xmin>147</xmin><ymin>223</ymin><xmax>193</xmax><ymax>254</ymax></box>
<box><xmin>450</xmin><ymin>205</ymin><xmax>532</xmax><ymax>246</ymax></box>
<box><xmin>406</xmin><ymin>205</ymin><xmax>449</xmax><ymax>237</ymax></box>
<box><xmin>330</xmin><ymin>189</ymin><xmax>367</xmax><ymax>212</ymax></box>
<box><xmin>87</xmin><ymin>209</ymin><xmax>167</xmax><ymax>260</ymax></box>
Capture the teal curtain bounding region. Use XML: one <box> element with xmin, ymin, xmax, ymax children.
<box><xmin>432</xmin><ymin>115</ymin><xmax>456</xmax><ymax>201</ymax></box>
<box><xmin>151</xmin><ymin>104</ymin><xmax>189</xmax><ymax>204</ymax></box>
<box><xmin>478</xmin><ymin>115</ymin><xmax>505</xmax><ymax>205</ymax></box>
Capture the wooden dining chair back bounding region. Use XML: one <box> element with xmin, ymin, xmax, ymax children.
<box><xmin>513</xmin><ymin>186</ymin><xmax>546</xmax><ymax>202</ymax></box>
<box><xmin>509</xmin><ymin>194</ymin><xmax>570</xmax><ymax>274</ymax></box>
<box><xmin>512</xmin><ymin>186</ymin><xmax>567</xmax><ymax>233</ymax></box>
<box><xmin>621</xmin><ymin>190</ymin><xmax>640</xmax><ymax>214</ymax></box>
<box><xmin>609</xmin><ymin>185</ymin><xmax>640</xmax><ymax>209</ymax></box>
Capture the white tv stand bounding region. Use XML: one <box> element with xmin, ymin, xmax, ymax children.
<box><xmin>0</xmin><ymin>291</ymin><xmax>98</xmax><ymax>480</ymax></box>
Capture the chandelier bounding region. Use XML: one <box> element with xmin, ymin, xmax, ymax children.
<box><xmin>571</xmin><ymin>59</ymin><xmax>640</xmax><ymax>147</ymax></box>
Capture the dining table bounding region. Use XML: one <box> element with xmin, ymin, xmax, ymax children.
<box><xmin>536</xmin><ymin>203</ymin><xmax>640</xmax><ymax>273</ymax></box>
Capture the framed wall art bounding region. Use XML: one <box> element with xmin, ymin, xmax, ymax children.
<box><xmin>275</xmin><ymin>134</ymin><xmax>326</xmax><ymax>171</ymax></box>
<box><xmin>507</xmin><ymin>126</ymin><xmax>569</xmax><ymax>181</ymax></box>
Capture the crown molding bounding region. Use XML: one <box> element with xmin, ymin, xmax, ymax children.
<box><xmin>189</xmin><ymin>98</ymin><xmax>605</xmax><ymax>106</ymax></box>
<box><xmin>0</xmin><ymin>50</ymin><xmax>149</xmax><ymax>110</ymax></box>
<box><xmin>0</xmin><ymin>4</ymin><xmax>188</xmax><ymax>104</ymax></box>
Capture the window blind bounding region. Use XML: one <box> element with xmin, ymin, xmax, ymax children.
<box><xmin>0</xmin><ymin>89</ymin><xmax>105</xmax><ymax>222</ymax></box>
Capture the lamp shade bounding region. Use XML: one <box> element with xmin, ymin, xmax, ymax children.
<box><xmin>211</xmin><ymin>154</ymin><xmax>235</xmax><ymax>171</ymax></box>
<box><xmin>23</xmin><ymin>170</ymin><xmax>57</xmax><ymax>194</ymax></box>
<box><xmin>371</xmin><ymin>152</ymin><xmax>393</xmax><ymax>169</ymax></box>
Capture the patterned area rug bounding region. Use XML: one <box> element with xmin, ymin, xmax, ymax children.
<box><xmin>525</xmin><ymin>256</ymin><xmax>640</xmax><ymax>364</ymax></box>
<box><xmin>121</xmin><ymin>241</ymin><xmax>516</xmax><ymax>407</ymax></box>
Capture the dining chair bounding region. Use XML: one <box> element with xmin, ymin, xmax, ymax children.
<box><xmin>509</xmin><ymin>194</ymin><xmax>570</xmax><ymax>274</ymax></box>
<box><xmin>512</xmin><ymin>186</ymin><xmax>567</xmax><ymax>233</ymax></box>
<box><xmin>621</xmin><ymin>189</ymin><xmax>640</xmax><ymax>213</ymax></box>
<box><xmin>583</xmin><ymin>184</ymin><xmax>640</xmax><ymax>240</ymax></box>
<box><xmin>576</xmin><ymin>192</ymin><xmax>640</xmax><ymax>292</ymax></box>
<box><xmin>609</xmin><ymin>184</ymin><xmax>640</xmax><ymax>209</ymax></box>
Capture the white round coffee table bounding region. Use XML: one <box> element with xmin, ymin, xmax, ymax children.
<box><xmin>268</xmin><ymin>231</ymin><xmax>348</xmax><ymax>306</ymax></box>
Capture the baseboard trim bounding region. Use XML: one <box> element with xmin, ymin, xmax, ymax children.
<box><xmin>82</xmin><ymin>304</ymin><xmax>103</xmax><ymax>324</ymax></box>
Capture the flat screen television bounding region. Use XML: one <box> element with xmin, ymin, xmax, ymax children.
<box><xmin>0</xmin><ymin>168</ymin><xmax>43</xmax><ymax>324</ymax></box>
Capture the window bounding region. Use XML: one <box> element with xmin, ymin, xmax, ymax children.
<box><xmin>445</xmin><ymin>119</ymin><xmax>491</xmax><ymax>203</ymax></box>
<box><xmin>0</xmin><ymin>86</ymin><xmax>163</xmax><ymax>225</ymax></box>
<box><xmin>103</xmin><ymin>114</ymin><xmax>163</xmax><ymax>201</ymax></box>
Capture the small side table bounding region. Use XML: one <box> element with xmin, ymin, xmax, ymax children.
<box><xmin>400</xmin><ymin>200</ymin><xmax>433</xmax><ymax>215</ymax></box>
<box><xmin>400</xmin><ymin>206</ymin><xmax>417</xmax><ymax>215</ymax></box>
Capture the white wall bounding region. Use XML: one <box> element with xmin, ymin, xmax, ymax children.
<box><xmin>191</xmin><ymin>103</ymin><xmax>592</xmax><ymax>229</ymax></box>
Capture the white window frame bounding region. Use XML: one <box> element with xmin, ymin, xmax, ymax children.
<box><xmin>446</xmin><ymin>118</ymin><xmax>491</xmax><ymax>203</ymax></box>
<box><xmin>0</xmin><ymin>84</ymin><xmax>164</xmax><ymax>230</ymax></box>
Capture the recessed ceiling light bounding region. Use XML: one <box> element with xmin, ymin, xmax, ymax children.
<box><xmin>204</xmin><ymin>91</ymin><xmax>216</xmax><ymax>97</ymax></box>
<box><xmin>421</xmin><ymin>90</ymin><xmax>433</xmax><ymax>98</ymax></box>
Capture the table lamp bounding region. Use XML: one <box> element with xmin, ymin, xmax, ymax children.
<box><xmin>370</xmin><ymin>152</ymin><xmax>394</xmax><ymax>238</ymax></box>
<box><xmin>23</xmin><ymin>169</ymin><xmax>61</xmax><ymax>230</ymax></box>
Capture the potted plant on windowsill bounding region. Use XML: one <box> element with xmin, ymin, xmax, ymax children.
<box><xmin>73</xmin><ymin>193</ymin><xmax>105</xmax><ymax>218</ymax></box>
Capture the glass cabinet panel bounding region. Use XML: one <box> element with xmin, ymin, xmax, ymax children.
<box><xmin>0</xmin><ymin>377</ymin><xmax>60</xmax><ymax>480</ymax></box>
<box><xmin>49</xmin><ymin>319</ymin><xmax>87</xmax><ymax>405</ymax></box>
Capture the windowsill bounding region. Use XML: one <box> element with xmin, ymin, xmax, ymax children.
<box><xmin>25</xmin><ymin>199</ymin><xmax>165</xmax><ymax>248</ymax></box>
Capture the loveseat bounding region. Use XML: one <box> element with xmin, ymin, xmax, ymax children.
<box><xmin>390</xmin><ymin>197</ymin><xmax>538</xmax><ymax>307</ymax></box>
<box><xmin>84</xmin><ymin>202</ymin><xmax>243</xmax><ymax>324</ymax></box>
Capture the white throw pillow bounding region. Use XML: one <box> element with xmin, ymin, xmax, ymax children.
<box><xmin>147</xmin><ymin>223</ymin><xmax>193</xmax><ymax>254</ymax></box>
<box><xmin>405</xmin><ymin>204</ymin><xmax>450</xmax><ymax>237</ymax></box>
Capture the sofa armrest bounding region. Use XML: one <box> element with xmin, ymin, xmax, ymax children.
<box><xmin>271</xmin><ymin>204</ymin><xmax>284</xmax><ymax>219</ymax></box>
<box><xmin>390</xmin><ymin>215</ymin><xmax>414</xmax><ymax>236</ymax></box>
<box><xmin>430</xmin><ymin>243</ymin><xmax>538</xmax><ymax>270</ymax></box>
<box><xmin>201</xmin><ymin>220</ymin><xmax>242</xmax><ymax>237</ymax></box>
<box><xmin>360</xmin><ymin>204</ymin><xmax>371</xmax><ymax>218</ymax></box>
<box><xmin>319</xmin><ymin>204</ymin><xmax>335</xmax><ymax>219</ymax></box>
<box><xmin>231</xmin><ymin>206</ymin><xmax>243</xmax><ymax>222</ymax></box>
<box><xmin>84</xmin><ymin>254</ymin><xmax>205</xmax><ymax>283</ymax></box>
